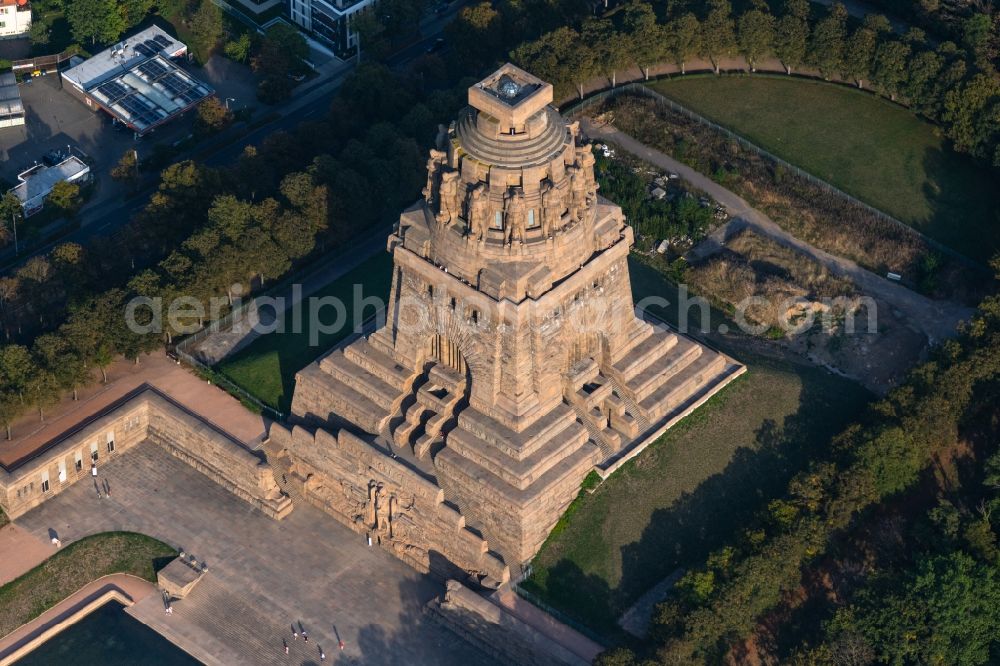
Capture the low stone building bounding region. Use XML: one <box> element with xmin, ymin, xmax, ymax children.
<box><xmin>0</xmin><ymin>384</ymin><xmax>291</xmax><ymax>521</ymax></box>
<box><xmin>275</xmin><ymin>65</ymin><xmax>743</xmax><ymax>581</ymax></box>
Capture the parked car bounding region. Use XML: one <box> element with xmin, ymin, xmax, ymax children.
<box><xmin>426</xmin><ymin>38</ymin><xmax>445</xmax><ymax>54</ymax></box>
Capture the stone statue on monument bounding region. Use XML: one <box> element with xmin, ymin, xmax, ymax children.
<box><xmin>568</xmin><ymin>165</ymin><xmax>587</xmax><ymax>223</ymax></box>
<box><xmin>578</xmin><ymin>145</ymin><xmax>598</xmax><ymax>205</ymax></box>
<box><xmin>422</xmin><ymin>149</ymin><xmax>447</xmax><ymax>204</ymax></box>
<box><xmin>504</xmin><ymin>188</ymin><xmax>526</xmax><ymax>245</ymax></box>
<box><xmin>437</xmin><ymin>171</ymin><xmax>461</xmax><ymax>226</ymax></box>
<box><xmin>467</xmin><ymin>183</ymin><xmax>489</xmax><ymax>241</ymax></box>
<box><xmin>541</xmin><ymin>181</ymin><xmax>561</xmax><ymax>237</ymax></box>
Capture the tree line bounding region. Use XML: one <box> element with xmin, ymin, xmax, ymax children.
<box><xmin>447</xmin><ymin>0</ymin><xmax>1000</xmax><ymax>166</ymax></box>
<box><xmin>0</xmin><ymin>62</ymin><xmax>465</xmax><ymax>438</ymax></box>
<box><xmin>596</xmin><ymin>260</ymin><xmax>1000</xmax><ymax>664</ymax></box>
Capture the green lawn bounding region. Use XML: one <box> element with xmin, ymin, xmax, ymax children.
<box><xmin>0</xmin><ymin>532</ymin><xmax>175</xmax><ymax>637</ymax></box>
<box><xmin>647</xmin><ymin>76</ymin><xmax>1000</xmax><ymax>263</ymax></box>
<box><xmin>217</xmin><ymin>252</ymin><xmax>394</xmax><ymax>413</ymax></box>
<box><xmin>521</xmin><ymin>258</ymin><xmax>872</xmax><ymax>635</ymax></box>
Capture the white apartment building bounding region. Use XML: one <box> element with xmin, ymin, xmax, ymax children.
<box><xmin>0</xmin><ymin>0</ymin><xmax>31</xmax><ymax>38</ymax></box>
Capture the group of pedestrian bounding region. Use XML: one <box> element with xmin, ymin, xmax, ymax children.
<box><xmin>92</xmin><ymin>463</ymin><xmax>112</xmax><ymax>499</ymax></box>
<box><xmin>285</xmin><ymin>622</ymin><xmax>345</xmax><ymax>659</ymax></box>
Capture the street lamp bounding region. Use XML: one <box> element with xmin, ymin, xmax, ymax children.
<box><xmin>225</xmin><ymin>97</ymin><xmax>236</xmax><ymax>110</ymax></box>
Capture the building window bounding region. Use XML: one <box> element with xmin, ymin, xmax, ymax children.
<box><xmin>527</xmin><ymin>209</ymin><xmax>536</xmax><ymax>228</ymax></box>
<box><xmin>450</xmin><ymin>297</ymin><xmax>456</xmax><ymax>310</ymax></box>
<box><xmin>493</xmin><ymin>211</ymin><xmax>503</xmax><ymax>229</ymax></box>
<box><xmin>427</xmin><ymin>284</ymin><xmax>434</xmax><ymax>298</ymax></box>
<box><xmin>107</xmin><ymin>431</ymin><xmax>116</xmax><ymax>453</ymax></box>
<box><xmin>41</xmin><ymin>473</ymin><xmax>49</xmax><ymax>493</ymax></box>
<box><xmin>74</xmin><ymin>454</ymin><xmax>83</xmax><ymax>472</ymax></box>
<box><xmin>58</xmin><ymin>461</ymin><xmax>67</xmax><ymax>483</ymax></box>
<box><xmin>470</xmin><ymin>309</ymin><xmax>479</xmax><ymax>324</ymax></box>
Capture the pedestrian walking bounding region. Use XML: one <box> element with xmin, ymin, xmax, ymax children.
<box><xmin>283</xmin><ymin>639</ymin><xmax>289</xmax><ymax>655</ymax></box>
<box><xmin>320</xmin><ymin>649</ymin><xmax>326</xmax><ymax>662</ymax></box>
<box><xmin>338</xmin><ymin>639</ymin><xmax>345</xmax><ymax>650</ymax></box>
<box><xmin>292</xmin><ymin>625</ymin><xmax>298</xmax><ymax>640</ymax></box>
<box><xmin>103</xmin><ymin>479</ymin><xmax>111</xmax><ymax>497</ymax></box>
<box><xmin>302</xmin><ymin>629</ymin><xmax>308</xmax><ymax>642</ymax></box>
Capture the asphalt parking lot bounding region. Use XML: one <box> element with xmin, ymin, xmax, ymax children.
<box><xmin>0</xmin><ymin>74</ymin><xmax>139</xmax><ymax>187</ymax></box>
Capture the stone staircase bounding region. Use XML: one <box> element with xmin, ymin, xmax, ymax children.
<box><xmin>128</xmin><ymin>576</ymin><xmax>309</xmax><ymax>666</ymax></box>
<box><xmin>387</xmin><ymin>362</ymin><xmax>468</xmax><ymax>459</ymax></box>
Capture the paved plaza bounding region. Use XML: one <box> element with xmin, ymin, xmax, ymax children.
<box><xmin>15</xmin><ymin>444</ymin><xmax>496</xmax><ymax>666</ymax></box>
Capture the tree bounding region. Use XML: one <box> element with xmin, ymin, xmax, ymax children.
<box><xmin>110</xmin><ymin>149</ymin><xmax>139</xmax><ymax>190</ymax></box>
<box><xmin>809</xmin><ymin>2</ymin><xmax>848</xmax><ymax>80</ymax></box>
<box><xmin>194</xmin><ymin>97</ymin><xmax>234</xmax><ymax>136</ymax></box>
<box><xmin>942</xmin><ymin>73</ymin><xmax>1000</xmax><ymax>162</ymax></box>
<box><xmin>119</xmin><ymin>0</ymin><xmax>153</xmax><ymax>28</ymax></box>
<box><xmin>29</xmin><ymin>20</ymin><xmax>50</xmax><ymax>46</ymax></box>
<box><xmin>47</xmin><ymin>180</ymin><xmax>81</xmax><ymax>214</ymax></box>
<box><xmin>843</xmin><ymin>15</ymin><xmax>889</xmax><ymax>88</ymax></box>
<box><xmin>224</xmin><ymin>33</ymin><xmax>252</xmax><ymax>63</ymax></box>
<box><xmin>445</xmin><ymin>1</ymin><xmax>500</xmax><ymax>68</ymax></box>
<box><xmin>66</xmin><ymin>0</ymin><xmax>126</xmax><ymax>45</ymax></box>
<box><xmin>737</xmin><ymin>8</ymin><xmax>775</xmax><ymax>72</ymax></box>
<box><xmin>700</xmin><ymin>0</ymin><xmax>736</xmax><ymax>74</ymax></box>
<box><xmin>583</xmin><ymin>18</ymin><xmax>631</xmax><ymax>87</ymax></box>
<box><xmin>871</xmin><ymin>38</ymin><xmax>911</xmax><ymax>100</ymax></box>
<box><xmin>962</xmin><ymin>13</ymin><xmax>993</xmax><ymax>67</ymax></box>
<box><xmin>33</xmin><ymin>333</ymin><xmax>89</xmax><ymax>401</ymax></box>
<box><xmin>904</xmin><ymin>49</ymin><xmax>943</xmax><ymax>109</ymax></box>
<box><xmin>773</xmin><ymin>0</ymin><xmax>809</xmax><ymax>74</ymax></box>
<box><xmin>511</xmin><ymin>26</ymin><xmax>594</xmax><ymax>99</ymax></box>
<box><xmin>0</xmin><ymin>344</ymin><xmax>33</xmax><ymax>405</ymax></box>
<box><xmin>0</xmin><ymin>192</ymin><xmax>22</xmax><ymax>247</ymax></box>
<box><xmin>666</xmin><ymin>13</ymin><xmax>701</xmax><ymax>75</ymax></box>
<box><xmin>624</xmin><ymin>1</ymin><xmax>666</xmax><ymax>80</ymax></box>
<box><xmin>190</xmin><ymin>0</ymin><xmax>224</xmax><ymax>61</ymax></box>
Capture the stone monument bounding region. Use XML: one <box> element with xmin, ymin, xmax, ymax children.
<box><xmin>272</xmin><ymin>64</ymin><xmax>742</xmax><ymax>579</ymax></box>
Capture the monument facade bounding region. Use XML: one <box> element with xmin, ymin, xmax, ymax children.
<box><xmin>273</xmin><ymin>65</ymin><xmax>742</xmax><ymax>579</ymax></box>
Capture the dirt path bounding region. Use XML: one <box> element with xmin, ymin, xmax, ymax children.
<box><xmin>581</xmin><ymin>118</ymin><xmax>973</xmax><ymax>344</ymax></box>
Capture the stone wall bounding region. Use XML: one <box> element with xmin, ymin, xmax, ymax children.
<box><xmin>265</xmin><ymin>424</ymin><xmax>509</xmax><ymax>586</ymax></box>
<box><xmin>427</xmin><ymin>580</ymin><xmax>589</xmax><ymax>666</ymax></box>
<box><xmin>0</xmin><ymin>385</ymin><xmax>292</xmax><ymax>521</ymax></box>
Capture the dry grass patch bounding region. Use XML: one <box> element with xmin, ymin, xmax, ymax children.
<box><xmin>688</xmin><ymin>230</ymin><xmax>857</xmax><ymax>333</ymax></box>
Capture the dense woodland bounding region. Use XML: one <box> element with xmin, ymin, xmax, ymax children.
<box><xmin>2</xmin><ymin>0</ymin><xmax>1000</xmax><ymax>661</ymax></box>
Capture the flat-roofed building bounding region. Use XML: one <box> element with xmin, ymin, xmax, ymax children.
<box><xmin>288</xmin><ymin>0</ymin><xmax>374</xmax><ymax>54</ymax></box>
<box><xmin>9</xmin><ymin>155</ymin><xmax>91</xmax><ymax>216</ymax></box>
<box><xmin>61</xmin><ymin>25</ymin><xmax>213</xmax><ymax>136</ymax></box>
<box><xmin>0</xmin><ymin>0</ymin><xmax>31</xmax><ymax>38</ymax></box>
<box><xmin>0</xmin><ymin>72</ymin><xmax>24</xmax><ymax>129</ymax></box>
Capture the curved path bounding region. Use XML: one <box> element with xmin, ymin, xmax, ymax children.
<box><xmin>580</xmin><ymin>117</ymin><xmax>973</xmax><ymax>344</ymax></box>
<box><xmin>0</xmin><ymin>573</ymin><xmax>157</xmax><ymax>665</ymax></box>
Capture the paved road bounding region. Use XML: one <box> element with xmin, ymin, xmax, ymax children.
<box><xmin>581</xmin><ymin>118</ymin><xmax>974</xmax><ymax>344</ymax></box>
<box><xmin>15</xmin><ymin>444</ymin><xmax>495</xmax><ymax>666</ymax></box>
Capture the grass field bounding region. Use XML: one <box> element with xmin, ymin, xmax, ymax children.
<box><xmin>647</xmin><ymin>76</ymin><xmax>1000</xmax><ymax>263</ymax></box>
<box><xmin>217</xmin><ymin>252</ymin><xmax>394</xmax><ymax>413</ymax></box>
<box><xmin>0</xmin><ymin>532</ymin><xmax>175</xmax><ymax>637</ymax></box>
<box><xmin>521</xmin><ymin>258</ymin><xmax>872</xmax><ymax>635</ymax></box>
